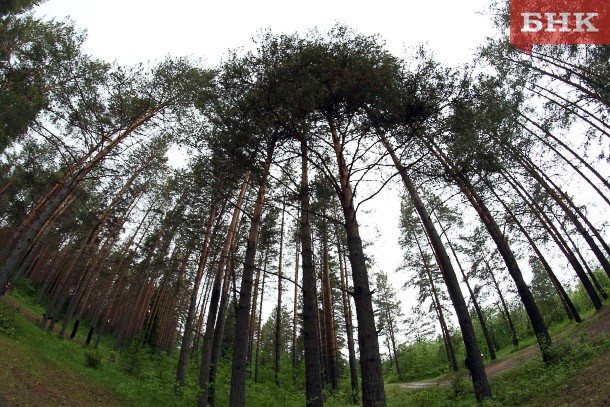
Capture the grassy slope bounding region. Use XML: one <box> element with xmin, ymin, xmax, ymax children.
<box><xmin>0</xmin><ymin>297</ymin><xmax>126</xmax><ymax>407</ymax></box>
<box><xmin>1</xmin><ymin>292</ymin><xmax>609</xmax><ymax>406</ymax></box>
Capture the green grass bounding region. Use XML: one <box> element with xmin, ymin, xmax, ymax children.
<box><xmin>1</xmin><ymin>291</ymin><xmax>609</xmax><ymax>406</ymax></box>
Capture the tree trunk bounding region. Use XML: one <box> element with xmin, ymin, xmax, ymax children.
<box><xmin>292</xmin><ymin>223</ymin><xmax>301</xmax><ymax>386</ymax></box>
<box><xmin>488</xmin><ymin>187</ymin><xmax>582</xmax><ymax>322</ymax></box>
<box><xmin>299</xmin><ymin>137</ymin><xmax>324</xmax><ymax>407</ymax></box>
<box><xmin>248</xmin><ymin>252</ymin><xmax>264</xmax><ymax>365</ymax></box>
<box><xmin>321</xmin><ymin>216</ymin><xmax>339</xmax><ymax>392</ymax></box>
<box><xmin>176</xmin><ymin>203</ymin><xmax>219</xmax><ymax>387</ymax></box>
<box><xmin>254</xmin><ymin>263</ymin><xmax>267</xmax><ymax>384</ymax></box>
<box><xmin>430</xmin><ymin>139</ymin><xmax>551</xmax><ymax>360</ymax></box>
<box><xmin>209</xmin><ymin>207</ymin><xmax>245</xmax><ymax>406</ymax></box>
<box><xmin>330</xmin><ymin>119</ymin><xmax>385</xmax><ymax>407</ymax></box>
<box><xmin>416</xmin><ymin>237</ymin><xmax>459</xmax><ymax>372</ymax></box>
<box><xmin>486</xmin><ymin>263</ymin><xmax>519</xmax><ymax>348</ymax></box>
<box><xmin>229</xmin><ymin>142</ymin><xmax>275</xmax><ymax>407</ymax></box>
<box><xmin>381</xmin><ymin>134</ymin><xmax>491</xmax><ymax>399</ymax></box>
<box><xmin>0</xmin><ymin>107</ymin><xmax>164</xmax><ymax>286</ymax></box>
<box><xmin>511</xmin><ymin>146</ymin><xmax>610</xmax><ymax>279</ymax></box>
<box><xmin>501</xmin><ymin>170</ymin><xmax>603</xmax><ymax>310</ymax></box>
<box><xmin>275</xmin><ymin>199</ymin><xmax>286</xmax><ymax>387</ymax></box>
<box><xmin>335</xmin><ymin>218</ymin><xmax>359</xmax><ymax>404</ymax></box>
<box><xmin>439</xmin><ymin>223</ymin><xmax>498</xmax><ymax>360</ymax></box>
<box><xmin>198</xmin><ymin>178</ymin><xmax>248</xmax><ymax>406</ymax></box>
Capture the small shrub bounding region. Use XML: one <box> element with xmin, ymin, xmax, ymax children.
<box><xmin>119</xmin><ymin>341</ymin><xmax>151</xmax><ymax>376</ymax></box>
<box><xmin>0</xmin><ymin>301</ymin><xmax>17</xmax><ymax>337</ymax></box>
<box><xmin>109</xmin><ymin>350</ymin><xmax>118</xmax><ymax>364</ymax></box>
<box><xmin>84</xmin><ymin>349</ymin><xmax>102</xmax><ymax>369</ymax></box>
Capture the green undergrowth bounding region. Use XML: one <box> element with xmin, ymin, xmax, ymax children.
<box><xmin>387</xmin><ymin>326</ymin><xmax>610</xmax><ymax>406</ymax></box>
<box><xmin>1</xmin><ymin>289</ymin><xmax>609</xmax><ymax>406</ymax></box>
<box><xmin>489</xmin><ymin>333</ymin><xmax>610</xmax><ymax>405</ymax></box>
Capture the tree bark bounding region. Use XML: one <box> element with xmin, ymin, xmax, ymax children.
<box><xmin>229</xmin><ymin>142</ymin><xmax>275</xmax><ymax>407</ymax></box>
<box><xmin>198</xmin><ymin>177</ymin><xmax>249</xmax><ymax>406</ymax></box>
<box><xmin>501</xmin><ymin>170</ymin><xmax>603</xmax><ymax>310</ymax></box>
<box><xmin>299</xmin><ymin>137</ymin><xmax>324</xmax><ymax>407</ymax></box>
<box><xmin>254</xmin><ymin>261</ymin><xmax>267</xmax><ymax>384</ymax></box>
<box><xmin>320</xmin><ymin>216</ymin><xmax>339</xmax><ymax>392</ymax></box>
<box><xmin>275</xmin><ymin>198</ymin><xmax>286</xmax><ymax>387</ymax></box>
<box><xmin>381</xmin><ymin>134</ymin><xmax>491</xmax><ymax>399</ymax></box>
<box><xmin>330</xmin><ymin>120</ymin><xmax>385</xmax><ymax>406</ymax></box>
<box><xmin>176</xmin><ymin>202</ymin><xmax>220</xmax><ymax>387</ymax></box>
<box><xmin>336</xmin><ymin>224</ymin><xmax>359</xmax><ymax>404</ymax></box>
<box><xmin>486</xmin><ymin>263</ymin><xmax>519</xmax><ymax>348</ymax></box>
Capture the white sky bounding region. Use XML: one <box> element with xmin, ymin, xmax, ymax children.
<box><xmin>33</xmin><ymin>0</ymin><xmax>499</xmax><ymax>345</ymax></box>
<box><xmin>35</xmin><ymin>0</ymin><xmax>496</xmax><ymax>67</ymax></box>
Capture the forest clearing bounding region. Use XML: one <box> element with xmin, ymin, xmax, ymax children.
<box><xmin>2</xmin><ymin>0</ymin><xmax>610</xmax><ymax>406</ymax></box>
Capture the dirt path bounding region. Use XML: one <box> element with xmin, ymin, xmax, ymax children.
<box><xmin>395</xmin><ymin>306</ymin><xmax>610</xmax><ymax>390</ymax></box>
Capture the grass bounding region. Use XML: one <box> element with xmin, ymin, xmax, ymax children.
<box><xmin>1</xmin><ymin>291</ymin><xmax>609</xmax><ymax>406</ymax></box>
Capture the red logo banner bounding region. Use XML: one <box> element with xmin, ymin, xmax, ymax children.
<box><xmin>510</xmin><ymin>0</ymin><xmax>610</xmax><ymax>53</ymax></box>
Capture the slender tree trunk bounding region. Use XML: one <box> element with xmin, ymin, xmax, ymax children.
<box><xmin>330</xmin><ymin>119</ymin><xmax>385</xmax><ymax>407</ymax></box>
<box><xmin>487</xmin><ymin>187</ymin><xmax>582</xmax><ymax>321</ymax></box>
<box><xmin>209</xmin><ymin>209</ymin><xmax>245</xmax><ymax>406</ymax></box>
<box><xmin>416</xmin><ymin>237</ymin><xmax>459</xmax><ymax>372</ymax></box>
<box><xmin>335</xmin><ymin>217</ymin><xmax>359</xmax><ymax>404</ymax></box>
<box><xmin>438</xmin><ymin>223</ymin><xmax>498</xmax><ymax>359</ymax></box>
<box><xmin>429</xmin><ymin>139</ymin><xmax>552</xmax><ymax>360</ymax></box>
<box><xmin>511</xmin><ymin>146</ymin><xmax>610</xmax><ymax>279</ymax></box>
<box><xmin>176</xmin><ymin>203</ymin><xmax>220</xmax><ymax>387</ymax></box>
<box><xmin>292</xmin><ymin>224</ymin><xmax>301</xmax><ymax>387</ymax></box>
<box><xmin>198</xmin><ymin>178</ymin><xmax>248</xmax><ymax>406</ymax></box>
<box><xmin>275</xmin><ymin>198</ymin><xmax>286</xmax><ymax>387</ymax></box>
<box><xmin>381</xmin><ymin>134</ymin><xmax>491</xmax><ymax>399</ymax></box>
<box><xmin>386</xmin><ymin>314</ymin><xmax>401</xmax><ymax>377</ymax></box>
<box><xmin>0</xmin><ymin>107</ymin><xmax>163</xmax><ymax>286</ymax></box>
<box><xmin>229</xmin><ymin>142</ymin><xmax>275</xmax><ymax>407</ymax></box>
<box><xmin>501</xmin><ymin>170</ymin><xmax>603</xmax><ymax>310</ymax></box>
<box><xmin>254</xmin><ymin>263</ymin><xmax>267</xmax><ymax>384</ymax></box>
<box><xmin>321</xmin><ymin>216</ymin><xmax>339</xmax><ymax>392</ymax></box>
<box><xmin>486</xmin><ymin>263</ymin><xmax>519</xmax><ymax>348</ymax></box>
<box><xmin>248</xmin><ymin>253</ymin><xmax>263</xmax><ymax>366</ymax></box>
<box><xmin>299</xmin><ymin>137</ymin><xmax>324</xmax><ymax>407</ymax></box>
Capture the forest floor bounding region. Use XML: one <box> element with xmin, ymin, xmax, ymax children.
<box><xmin>396</xmin><ymin>305</ymin><xmax>610</xmax><ymax>405</ymax></box>
<box><xmin>0</xmin><ymin>294</ymin><xmax>125</xmax><ymax>407</ymax></box>
<box><xmin>2</xmin><ymin>293</ymin><xmax>610</xmax><ymax>406</ymax></box>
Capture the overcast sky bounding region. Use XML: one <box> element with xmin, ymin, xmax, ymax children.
<box><xmin>35</xmin><ymin>0</ymin><xmax>496</xmax><ymax>67</ymax></box>
<box><xmin>33</xmin><ymin>0</ymin><xmax>500</xmax><ymax>339</ymax></box>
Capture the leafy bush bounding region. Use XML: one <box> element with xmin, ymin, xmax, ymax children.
<box><xmin>119</xmin><ymin>341</ymin><xmax>152</xmax><ymax>376</ymax></box>
<box><xmin>84</xmin><ymin>349</ymin><xmax>102</xmax><ymax>369</ymax></box>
